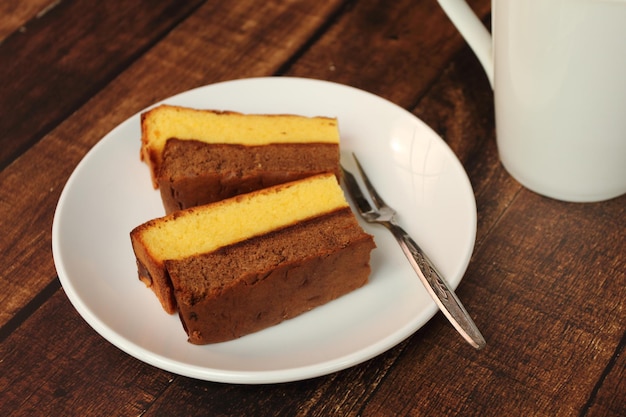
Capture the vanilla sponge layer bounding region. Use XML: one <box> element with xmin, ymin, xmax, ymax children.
<box><xmin>143</xmin><ymin>105</ymin><xmax>339</xmax><ymax>146</ymax></box>
<box><xmin>135</xmin><ymin>173</ymin><xmax>348</xmax><ymax>262</ymax></box>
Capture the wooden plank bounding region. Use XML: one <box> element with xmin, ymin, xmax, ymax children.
<box><xmin>285</xmin><ymin>0</ymin><xmax>492</xmax><ymax>107</ymax></box>
<box><xmin>140</xmin><ymin>346</ymin><xmax>404</xmax><ymax>416</ymax></box>
<box><xmin>0</xmin><ymin>289</ymin><xmax>174</xmax><ymax>416</ymax></box>
<box><xmin>0</xmin><ymin>0</ymin><xmax>205</xmax><ymax>170</ymax></box>
<box><xmin>585</xmin><ymin>335</ymin><xmax>626</xmax><ymax>417</ymax></box>
<box><xmin>0</xmin><ymin>0</ymin><xmax>53</xmax><ymax>41</ymax></box>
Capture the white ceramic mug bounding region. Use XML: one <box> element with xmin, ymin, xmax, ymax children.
<box><xmin>437</xmin><ymin>0</ymin><xmax>626</xmax><ymax>202</ymax></box>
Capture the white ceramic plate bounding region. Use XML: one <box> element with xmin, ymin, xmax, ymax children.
<box><xmin>52</xmin><ymin>77</ymin><xmax>476</xmax><ymax>384</ymax></box>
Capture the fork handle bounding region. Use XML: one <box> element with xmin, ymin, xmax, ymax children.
<box><xmin>386</xmin><ymin>222</ymin><xmax>486</xmax><ymax>349</ymax></box>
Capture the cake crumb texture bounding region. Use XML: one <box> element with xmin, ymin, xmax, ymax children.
<box><xmin>141</xmin><ymin>104</ymin><xmax>339</xmax><ymax>187</ymax></box>
<box><xmin>130</xmin><ymin>173</ymin><xmax>356</xmax><ymax>315</ymax></box>
<box><xmin>166</xmin><ymin>207</ymin><xmax>375</xmax><ymax>344</ymax></box>
<box><xmin>134</xmin><ymin>174</ymin><xmax>348</xmax><ymax>261</ymax></box>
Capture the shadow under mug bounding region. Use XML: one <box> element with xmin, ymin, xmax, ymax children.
<box><xmin>437</xmin><ymin>0</ymin><xmax>626</xmax><ymax>202</ymax></box>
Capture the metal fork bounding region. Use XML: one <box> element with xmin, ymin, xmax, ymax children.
<box><xmin>341</xmin><ymin>154</ymin><xmax>486</xmax><ymax>349</ymax></box>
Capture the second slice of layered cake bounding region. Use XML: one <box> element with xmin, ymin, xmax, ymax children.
<box><xmin>130</xmin><ymin>174</ymin><xmax>376</xmax><ymax>344</ymax></box>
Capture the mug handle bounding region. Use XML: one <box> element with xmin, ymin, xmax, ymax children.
<box><xmin>437</xmin><ymin>0</ymin><xmax>494</xmax><ymax>87</ymax></box>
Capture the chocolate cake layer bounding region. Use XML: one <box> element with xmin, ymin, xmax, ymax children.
<box><xmin>157</xmin><ymin>139</ymin><xmax>340</xmax><ymax>213</ymax></box>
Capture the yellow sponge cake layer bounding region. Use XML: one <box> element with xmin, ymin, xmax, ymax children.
<box><xmin>138</xmin><ymin>173</ymin><xmax>346</xmax><ymax>260</ymax></box>
<box><xmin>141</xmin><ymin>104</ymin><xmax>340</xmax><ymax>187</ymax></box>
<box><xmin>130</xmin><ymin>173</ymin><xmax>349</xmax><ymax>313</ymax></box>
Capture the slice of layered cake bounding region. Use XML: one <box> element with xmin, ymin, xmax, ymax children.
<box><xmin>141</xmin><ymin>104</ymin><xmax>341</xmax><ymax>213</ymax></box>
<box><xmin>130</xmin><ymin>174</ymin><xmax>375</xmax><ymax>344</ymax></box>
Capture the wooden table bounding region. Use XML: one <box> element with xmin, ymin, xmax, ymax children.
<box><xmin>1</xmin><ymin>1</ymin><xmax>624</xmax><ymax>415</ymax></box>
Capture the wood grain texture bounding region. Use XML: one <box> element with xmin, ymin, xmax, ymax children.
<box><xmin>0</xmin><ymin>0</ymin><xmax>54</xmax><ymax>41</ymax></box>
<box><xmin>0</xmin><ymin>0</ymin><xmax>205</xmax><ymax>170</ymax></box>
<box><xmin>0</xmin><ymin>290</ymin><xmax>174</xmax><ymax>416</ymax></box>
<box><xmin>0</xmin><ymin>0</ymin><xmax>624</xmax><ymax>416</ymax></box>
<box><xmin>585</xmin><ymin>335</ymin><xmax>626</xmax><ymax>416</ymax></box>
<box><xmin>138</xmin><ymin>347</ymin><xmax>403</xmax><ymax>417</ymax></box>
<box><xmin>285</xmin><ymin>0</ymin><xmax>492</xmax><ymax>107</ymax></box>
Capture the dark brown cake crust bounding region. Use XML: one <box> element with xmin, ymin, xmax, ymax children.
<box><xmin>165</xmin><ymin>207</ymin><xmax>375</xmax><ymax>344</ymax></box>
<box><xmin>157</xmin><ymin>139</ymin><xmax>340</xmax><ymax>213</ymax></box>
